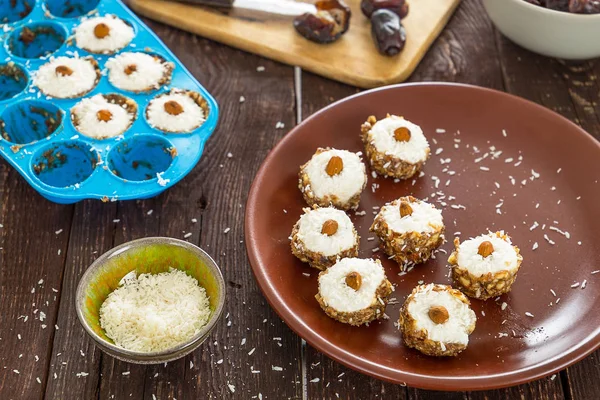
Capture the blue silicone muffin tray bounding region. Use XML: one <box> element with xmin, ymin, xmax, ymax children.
<box><xmin>0</xmin><ymin>0</ymin><xmax>219</xmax><ymax>204</ymax></box>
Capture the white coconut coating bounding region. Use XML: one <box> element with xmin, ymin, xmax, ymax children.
<box><xmin>367</xmin><ymin>115</ymin><xmax>429</xmax><ymax>164</ymax></box>
<box><xmin>379</xmin><ymin>198</ymin><xmax>443</xmax><ymax>234</ymax></box>
<box><xmin>106</xmin><ymin>52</ymin><xmax>172</xmax><ymax>92</ymax></box>
<box><xmin>407</xmin><ymin>284</ymin><xmax>476</xmax><ymax>345</ymax></box>
<box><xmin>303</xmin><ymin>149</ymin><xmax>367</xmax><ymax>204</ymax></box>
<box><xmin>295</xmin><ymin>207</ymin><xmax>357</xmax><ymax>257</ymax></box>
<box><xmin>456</xmin><ymin>232</ymin><xmax>520</xmax><ymax>276</ymax></box>
<box><xmin>146</xmin><ymin>92</ymin><xmax>205</xmax><ymax>133</ymax></box>
<box><xmin>75</xmin><ymin>15</ymin><xmax>135</xmax><ymax>53</ymax></box>
<box><xmin>33</xmin><ymin>57</ymin><xmax>98</xmax><ymax>98</ymax></box>
<box><xmin>72</xmin><ymin>95</ymin><xmax>133</xmax><ymax>139</ymax></box>
<box><xmin>318</xmin><ymin>258</ymin><xmax>387</xmax><ymax>313</ymax></box>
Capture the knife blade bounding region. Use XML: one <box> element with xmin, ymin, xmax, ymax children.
<box><xmin>171</xmin><ymin>0</ymin><xmax>317</xmax><ymax>16</ymax></box>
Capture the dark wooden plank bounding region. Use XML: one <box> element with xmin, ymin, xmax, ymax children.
<box><xmin>468</xmin><ymin>378</ymin><xmax>564</xmax><ymax>400</ymax></box>
<box><xmin>409</xmin><ymin>0</ymin><xmax>504</xmax><ymax>90</ymax></box>
<box><xmin>43</xmin><ymin>201</ymin><xmax>117</xmax><ymax>400</ymax></box>
<box><xmin>563</xmin><ymin>350</ymin><xmax>600</xmax><ymax>400</ymax></box>
<box><xmin>0</xmin><ymin>169</ymin><xmax>75</xmax><ymax>400</ymax></box>
<box><xmin>41</xmin><ymin>20</ymin><xmax>303</xmax><ymax>399</ymax></box>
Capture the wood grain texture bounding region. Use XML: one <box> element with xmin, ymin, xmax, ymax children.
<box><xmin>128</xmin><ymin>0</ymin><xmax>461</xmax><ymax>88</ymax></box>
<box><xmin>0</xmin><ymin>0</ymin><xmax>599</xmax><ymax>399</ymax></box>
<box><xmin>0</xmin><ymin>175</ymin><xmax>74</xmax><ymax>400</ymax></box>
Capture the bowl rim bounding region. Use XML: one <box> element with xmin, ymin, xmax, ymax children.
<box><xmin>500</xmin><ymin>0</ymin><xmax>600</xmax><ymax>18</ymax></box>
<box><xmin>75</xmin><ymin>236</ymin><xmax>226</xmax><ymax>361</ymax></box>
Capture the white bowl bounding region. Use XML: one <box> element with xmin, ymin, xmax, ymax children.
<box><xmin>482</xmin><ymin>0</ymin><xmax>600</xmax><ymax>59</ymax></box>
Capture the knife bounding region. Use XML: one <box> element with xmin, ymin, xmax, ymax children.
<box><xmin>172</xmin><ymin>0</ymin><xmax>317</xmax><ymax>16</ymax></box>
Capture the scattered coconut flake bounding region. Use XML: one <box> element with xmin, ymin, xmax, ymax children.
<box><xmin>224</xmin><ymin>227</ymin><xmax>231</xmax><ymax>234</ymax></box>
<box><xmin>543</xmin><ymin>234</ymin><xmax>555</xmax><ymax>245</ymax></box>
<box><xmin>525</xmin><ymin>312</ymin><xmax>534</xmax><ymax>318</ymax></box>
<box><xmin>529</xmin><ymin>222</ymin><xmax>539</xmax><ymax>231</ymax></box>
<box><xmin>227</xmin><ymin>383</ymin><xmax>235</xmax><ymax>393</ymax></box>
<box><xmin>248</xmin><ymin>348</ymin><xmax>256</xmax><ymax>355</ymax></box>
<box><xmin>272</xmin><ymin>366</ymin><xmax>283</xmax><ymax>371</ymax></box>
<box><xmin>532</xmin><ymin>242</ymin><xmax>538</xmax><ymax>250</ymax></box>
<box><xmin>581</xmin><ymin>280</ymin><xmax>587</xmax><ymax>289</ymax></box>
<box><xmin>591</xmin><ymin>270</ymin><xmax>600</xmax><ymax>275</ymax></box>
<box><xmin>501</xmin><ymin>302</ymin><xmax>507</xmax><ymax>310</ymax></box>
<box><xmin>256</xmin><ymin>66</ymin><xmax>265</xmax><ymax>72</ymax></box>
<box><xmin>550</xmin><ymin>289</ymin><xmax>556</xmax><ymax>297</ymax></box>
<box><xmin>239</xmin><ymin>96</ymin><xmax>245</xmax><ymax>103</ymax></box>
<box><xmin>571</xmin><ymin>282</ymin><xmax>580</xmax><ymax>288</ymax></box>
<box><xmin>310</xmin><ymin>378</ymin><xmax>320</xmax><ymax>383</ymax></box>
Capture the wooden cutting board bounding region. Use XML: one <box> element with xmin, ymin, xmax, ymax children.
<box><xmin>129</xmin><ymin>0</ymin><xmax>461</xmax><ymax>88</ymax></box>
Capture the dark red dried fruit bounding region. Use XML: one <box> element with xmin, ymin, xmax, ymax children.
<box><xmin>293</xmin><ymin>0</ymin><xmax>351</xmax><ymax>44</ymax></box>
<box><xmin>361</xmin><ymin>0</ymin><xmax>409</xmax><ymax>19</ymax></box>
<box><xmin>569</xmin><ymin>0</ymin><xmax>600</xmax><ymax>13</ymax></box>
<box><xmin>545</xmin><ymin>0</ymin><xmax>570</xmax><ymax>10</ymax></box>
<box><xmin>371</xmin><ymin>9</ymin><xmax>406</xmax><ymax>56</ymax></box>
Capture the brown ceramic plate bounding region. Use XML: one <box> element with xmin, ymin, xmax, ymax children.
<box><xmin>245</xmin><ymin>83</ymin><xmax>600</xmax><ymax>390</ymax></box>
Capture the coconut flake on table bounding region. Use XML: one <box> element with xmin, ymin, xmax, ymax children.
<box><xmin>99</xmin><ymin>269</ymin><xmax>210</xmax><ymax>353</ymax></box>
<box><xmin>366</xmin><ymin>115</ymin><xmax>429</xmax><ymax>164</ymax></box>
<box><xmin>318</xmin><ymin>258</ymin><xmax>387</xmax><ymax>313</ymax></box>
<box><xmin>75</xmin><ymin>15</ymin><xmax>135</xmax><ymax>53</ymax></box>
<box><xmin>303</xmin><ymin>149</ymin><xmax>366</xmax><ymax>204</ymax></box>
<box><xmin>147</xmin><ymin>91</ymin><xmax>205</xmax><ymax>133</ymax></box>
<box><xmin>456</xmin><ymin>232</ymin><xmax>520</xmax><ymax>276</ymax></box>
<box><xmin>106</xmin><ymin>52</ymin><xmax>173</xmax><ymax>92</ymax></box>
<box><xmin>33</xmin><ymin>56</ymin><xmax>98</xmax><ymax>98</ymax></box>
<box><xmin>295</xmin><ymin>207</ymin><xmax>357</xmax><ymax>257</ymax></box>
<box><xmin>72</xmin><ymin>95</ymin><xmax>134</xmax><ymax>139</ymax></box>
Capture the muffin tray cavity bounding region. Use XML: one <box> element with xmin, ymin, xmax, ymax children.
<box><xmin>0</xmin><ymin>0</ymin><xmax>218</xmax><ymax>203</ymax></box>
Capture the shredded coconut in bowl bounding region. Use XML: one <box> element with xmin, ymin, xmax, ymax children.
<box><xmin>72</xmin><ymin>94</ymin><xmax>136</xmax><ymax>139</ymax></box>
<box><xmin>75</xmin><ymin>15</ymin><xmax>135</xmax><ymax>54</ymax></box>
<box><xmin>99</xmin><ymin>269</ymin><xmax>211</xmax><ymax>353</ymax></box>
<box><xmin>106</xmin><ymin>52</ymin><xmax>174</xmax><ymax>93</ymax></box>
<box><xmin>33</xmin><ymin>56</ymin><xmax>99</xmax><ymax>99</ymax></box>
<box><xmin>147</xmin><ymin>90</ymin><xmax>206</xmax><ymax>133</ymax></box>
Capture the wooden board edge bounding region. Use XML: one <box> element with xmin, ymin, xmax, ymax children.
<box><xmin>129</xmin><ymin>0</ymin><xmax>462</xmax><ymax>88</ymax></box>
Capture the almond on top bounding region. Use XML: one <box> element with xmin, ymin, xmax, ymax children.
<box><xmin>448</xmin><ymin>231</ymin><xmax>523</xmax><ymax>300</ymax></box>
<box><xmin>361</xmin><ymin>114</ymin><xmax>430</xmax><ymax>179</ymax></box>
<box><xmin>298</xmin><ymin>147</ymin><xmax>367</xmax><ymax>211</ymax></box>
<box><xmin>290</xmin><ymin>206</ymin><xmax>359</xmax><ymax>271</ymax></box>
<box><xmin>399</xmin><ymin>283</ymin><xmax>476</xmax><ymax>357</ymax></box>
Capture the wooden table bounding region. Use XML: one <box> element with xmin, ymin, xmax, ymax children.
<box><xmin>1</xmin><ymin>1</ymin><xmax>599</xmax><ymax>398</ymax></box>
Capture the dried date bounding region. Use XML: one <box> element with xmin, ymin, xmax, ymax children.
<box><xmin>361</xmin><ymin>0</ymin><xmax>409</xmax><ymax>19</ymax></box>
<box><xmin>370</xmin><ymin>9</ymin><xmax>406</xmax><ymax>56</ymax></box>
<box><xmin>545</xmin><ymin>0</ymin><xmax>570</xmax><ymax>10</ymax></box>
<box><xmin>293</xmin><ymin>0</ymin><xmax>351</xmax><ymax>44</ymax></box>
<box><xmin>569</xmin><ymin>0</ymin><xmax>600</xmax><ymax>13</ymax></box>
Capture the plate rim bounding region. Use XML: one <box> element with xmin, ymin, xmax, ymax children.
<box><xmin>244</xmin><ymin>82</ymin><xmax>600</xmax><ymax>391</ymax></box>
